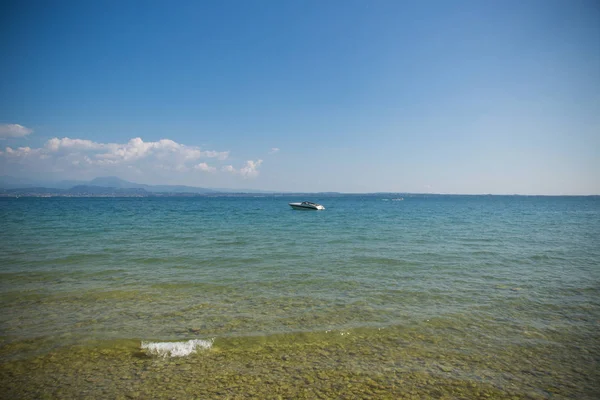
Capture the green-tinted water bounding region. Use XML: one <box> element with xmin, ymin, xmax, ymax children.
<box><xmin>1</xmin><ymin>196</ymin><xmax>599</xmax><ymax>398</ymax></box>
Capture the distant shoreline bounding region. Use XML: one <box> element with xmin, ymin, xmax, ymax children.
<box><xmin>1</xmin><ymin>191</ymin><xmax>597</xmax><ymax>198</ymax></box>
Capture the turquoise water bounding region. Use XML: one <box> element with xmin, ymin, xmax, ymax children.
<box><xmin>1</xmin><ymin>195</ymin><xmax>599</xmax><ymax>398</ymax></box>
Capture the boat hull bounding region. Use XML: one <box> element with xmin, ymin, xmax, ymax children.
<box><xmin>289</xmin><ymin>202</ymin><xmax>325</xmax><ymax>210</ymax></box>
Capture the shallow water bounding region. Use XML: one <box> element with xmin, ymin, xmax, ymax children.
<box><xmin>0</xmin><ymin>195</ymin><xmax>599</xmax><ymax>398</ymax></box>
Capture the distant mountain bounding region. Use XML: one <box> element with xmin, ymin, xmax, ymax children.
<box><xmin>52</xmin><ymin>179</ymin><xmax>89</xmax><ymax>189</ymax></box>
<box><xmin>0</xmin><ymin>175</ymin><xmax>219</xmax><ymax>194</ymax></box>
<box><xmin>2</xmin><ymin>185</ymin><xmax>149</xmax><ymax>196</ymax></box>
<box><xmin>68</xmin><ymin>185</ymin><xmax>148</xmax><ymax>195</ymax></box>
<box><xmin>147</xmin><ymin>185</ymin><xmax>217</xmax><ymax>194</ymax></box>
<box><xmin>209</xmin><ymin>187</ymin><xmax>281</xmax><ymax>194</ymax></box>
<box><xmin>0</xmin><ymin>175</ymin><xmax>288</xmax><ymax>194</ymax></box>
<box><xmin>87</xmin><ymin>176</ymin><xmax>216</xmax><ymax>193</ymax></box>
<box><xmin>88</xmin><ymin>176</ymin><xmax>145</xmax><ymax>189</ymax></box>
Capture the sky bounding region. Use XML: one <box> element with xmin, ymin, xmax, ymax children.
<box><xmin>0</xmin><ymin>0</ymin><xmax>598</xmax><ymax>194</ymax></box>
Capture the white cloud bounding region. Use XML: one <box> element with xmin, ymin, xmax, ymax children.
<box><xmin>222</xmin><ymin>165</ymin><xmax>236</xmax><ymax>173</ymax></box>
<box><xmin>0</xmin><ymin>136</ymin><xmax>264</xmax><ymax>182</ymax></box>
<box><xmin>46</xmin><ymin>137</ymin><xmax>103</xmax><ymax>151</ymax></box>
<box><xmin>0</xmin><ymin>124</ymin><xmax>33</xmax><ymax>139</ymax></box>
<box><xmin>269</xmin><ymin>147</ymin><xmax>280</xmax><ymax>154</ymax></box>
<box><xmin>194</xmin><ymin>162</ymin><xmax>216</xmax><ymax>173</ymax></box>
<box><xmin>202</xmin><ymin>150</ymin><xmax>230</xmax><ymax>160</ymax></box>
<box><xmin>221</xmin><ymin>159</ymin><xmax>263</xmax><ymax>178</ymax></box>
<box><xmin>3</xmin><ymin>146</ymin><xmax>43</xmax><ymax>158</ymax></box>
<box><xmin>37</xmin><ymin>137</ymin><xmax>230</xmax><ymax>168</ymax></box>
<box><xmin>41</xmin><ymin>137</ymin><xmax>230</xmax><ymax>166</ymax></box>
<box><xmin>239</xmin><ymin>159</ymin><xmax>263</xmax><ymax>178</ymax></box>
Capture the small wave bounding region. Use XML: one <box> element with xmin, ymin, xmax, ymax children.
<box><xmin>141</xmin><ymin>338</ymin><xmax>214</xmax><ymax>358</ymax></box>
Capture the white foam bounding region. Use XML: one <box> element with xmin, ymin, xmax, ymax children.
<box><xmin>141</xmin><ymin>339</ymin><xmax>214</xmax><ymax>358</ymax></box>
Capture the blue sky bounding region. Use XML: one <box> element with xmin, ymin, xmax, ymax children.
<box><xmin>1</xmin><ymin>0</ymin><xmax>598</xmax><ymax>194</ymax></box>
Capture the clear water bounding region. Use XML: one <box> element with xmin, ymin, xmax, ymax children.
<box><xmin>1</xmin><ymin>195</ymin><xmax>599</xmax><ymax>398</ymax></box>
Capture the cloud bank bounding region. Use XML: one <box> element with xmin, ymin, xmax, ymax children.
<box><xmin>0</xmin><ymin>136</ymin><xmax>263</xmax><ymax>181</ymax></box>
<box><xmin>0</xmin><ymin>124</ymin><xmax>33</xmax><ymax>139</ymax></box>
<box><xmin>221</xmin><ymin>159</ymin><xmax>263</xmax><ymax>178</ymax></box>
<box><xmin>193</xmin><ymin>162</ymin><xmax>216</xmax><ymax>173</ymax></box>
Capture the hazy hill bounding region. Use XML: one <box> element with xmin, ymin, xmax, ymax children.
<box><xmin>67</xmin><ymin>185</ymin><xmax>148</xmax><ymax>195</ymax></box>
<box><xmin>89</xmin><ymin>176</ymin><xmax>218</xmax><ymax>193</ymax></box>
<box><xmin>0</xmin><ymin>175</ymin><xmax>278</xmax><ymax>194</ymax></box>
<box><xmin>0</xmin><ymin>175</ymin><xmax>218</xmax><ymax>194</ymax></box>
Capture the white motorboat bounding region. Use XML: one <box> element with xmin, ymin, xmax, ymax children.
<box><xmin>289</xmin><ymin>201</ymin><xmax>325</xmax><ymax>210</ymax></box>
